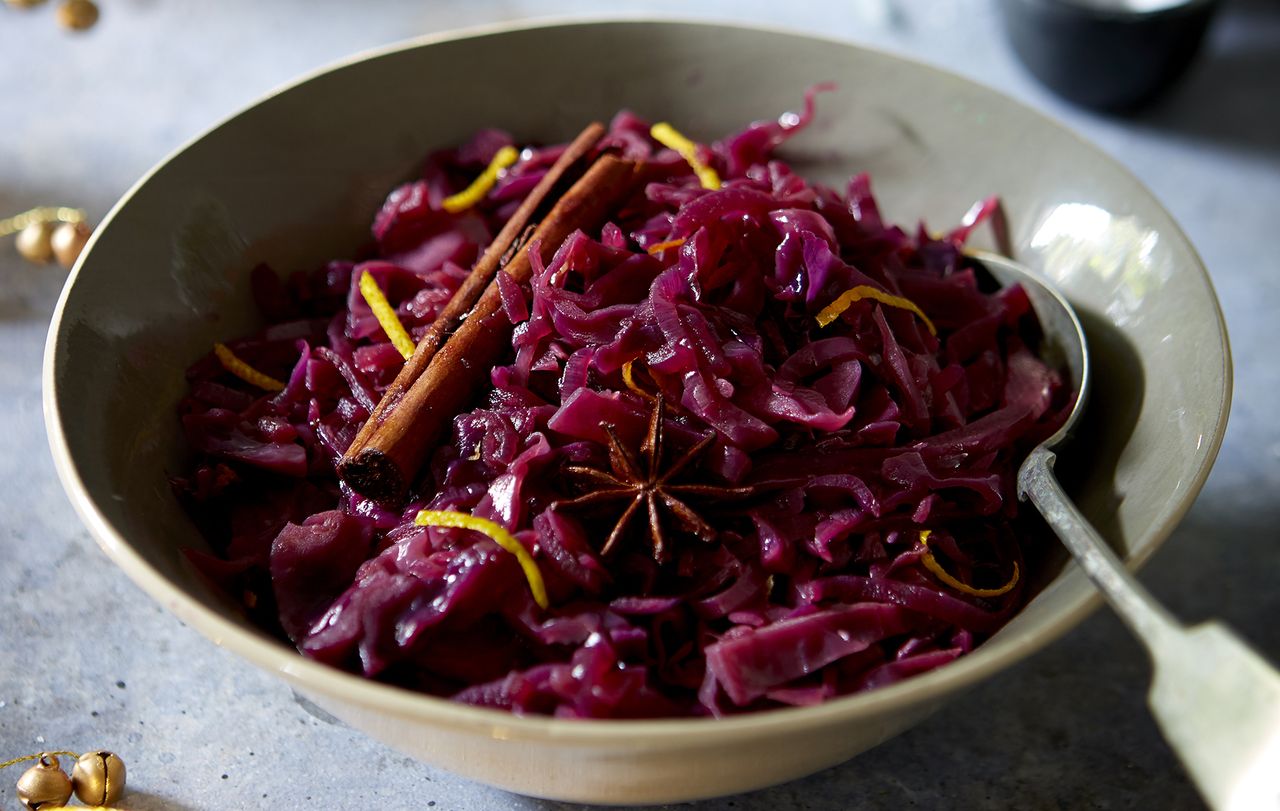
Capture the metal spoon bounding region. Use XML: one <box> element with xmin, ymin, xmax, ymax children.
<box><xmin>974</xmin><ymin>251</ymin><xmax>1280</xmax><ymax>811</ymax></box>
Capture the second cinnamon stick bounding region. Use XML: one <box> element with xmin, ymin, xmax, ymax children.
<box><xmin>341</xmin><ymin>154</ymin><xmax>644</xmax><ymax>503</ymax></box>
<box><xmin>342</xmin><ymin>123</ymin><xmax>606</xmax><ymax>464</ymax></box>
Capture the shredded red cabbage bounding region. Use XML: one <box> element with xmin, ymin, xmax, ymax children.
<box><xmin>175</xmin><ymin>88</ymin><xmax>1072</xmax><ymax>718</ymax></box>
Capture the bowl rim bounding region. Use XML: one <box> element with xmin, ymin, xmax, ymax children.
<box><xmin>42</xmin><ymin>15</ymin><xmax>1232</xmax><ymax>744</ymax></box>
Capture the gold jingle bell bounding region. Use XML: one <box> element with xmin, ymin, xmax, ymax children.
<box><xmin>55</xmin><ymin>0</ymin><xmax>98</xmax><ymax>30</ymax></box>
<box><xmin>71</xmin><ymin>750</ymin><xmax>126</xmax><ymax>806</ymax></box>
<box><xmin>15</xmin><ymin>754</ymin><xmax>72</xmax><ymax>811</ymax></box>
<box><xmin>50</xmin><ymin>220</ymin><xmax>92</xmax><ymax>268</ymax></box>
<box><xmin>15</xmin><ymin>221</ymin><xmax>57</xmax><ymax>264</ymax></box>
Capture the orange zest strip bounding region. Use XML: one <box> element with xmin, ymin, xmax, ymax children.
<box><xmin>441</xmin><ymin>145</ymin><xmax>520</xmax><ymax>213</ymax></box>
<box><xmin>650</xmin><ymin>123</ymin><xmax>721</xmax><ymax>190</ymax></box>
<box><xmin>213</xmin><ymin>343</ymin><xmax>285</xmax><ymax>392</ymax></box>
<box><xmin>646</xmin><ymin>237</ymin><xmax>687</xmax><ymax>255</ymax></box>
<box><xmin>919</xmin><ymin>530</ymin><xmax>1019</xmax><ymax>598</ymax></box>
<box><xmin>621</xmin><ymin>360</ymin><xmax>656</xmax><ymax>401</ymax></box>
<box><xmin>414</xmin><ymin>510</ymin><xmax>549</xmax><ymax>609</ymax></box>
<box><xmin>816</xmin><ymin>285</ymin><xmax>938</xmax><ymax>335</ymax></box>
<box><xmin>358</xmin><ymin>270</ymin><xmax>416</xmax><ymax>360</ymax></box>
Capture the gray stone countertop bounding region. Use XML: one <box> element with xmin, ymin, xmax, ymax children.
<box><xmin>2</xmin><ymin>1</ymin><xmax>1277</xmax><ymax>809</ymax></box>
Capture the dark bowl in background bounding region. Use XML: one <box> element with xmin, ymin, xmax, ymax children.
<box><xmin>999</xmin><ymin>0</ymin><xmax>1221</xmax><ymax>110</ymax></box>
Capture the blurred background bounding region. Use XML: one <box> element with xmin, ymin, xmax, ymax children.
<box><xmin>2</xmin><ymin>1</ymin><xmax>1277</xmax><ymax>809</ymax></box>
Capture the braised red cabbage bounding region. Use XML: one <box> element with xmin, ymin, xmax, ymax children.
<box><xmin>175</xmin><ymin>89</ymin><xmax>1071</xmax><ymax>718</ymax></box>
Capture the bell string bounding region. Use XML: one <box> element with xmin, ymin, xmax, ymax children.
<box><xmin>0</xmin><ymin>207</ymin><xmax>85</xmax><ymax>238</ymax></box>
<box><xmin>0</xmin><ymin>751</ymin><xmax>79</xmax><ymax>770</ymax></box>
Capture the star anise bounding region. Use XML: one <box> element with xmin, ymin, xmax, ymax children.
<box><xmin>553</xmin><ymin>392</ymin><xmax>757</xmax><ymax>562</ymax></box>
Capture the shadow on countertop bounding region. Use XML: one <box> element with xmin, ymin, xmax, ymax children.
<box><xmin>106</xmin><ymin>791</ymin><xmax>202</xmax><ymax>811</ymax></box>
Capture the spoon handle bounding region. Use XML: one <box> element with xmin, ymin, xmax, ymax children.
<box><xmin>1018</xmin><ymin>447</ymin><xmax>1179</xmax><ymax>642</ymax></box>
<box><xmin>1019</xmin><ymin>447</ymin><xmax>1280</xmax><ymax>811</ymax></box>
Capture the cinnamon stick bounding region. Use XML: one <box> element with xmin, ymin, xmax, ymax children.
<box><xmin>341</xmin><ymin>153</ymin><xmax>645</xmax><ymax>503</ymax></box>
<box><xmin>342</xmin><ymin>123</ymin><xmax>606</xmax><ymax>464</ymax></box>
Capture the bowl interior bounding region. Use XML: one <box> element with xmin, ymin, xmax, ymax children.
<box><xmin>45</xmin><ymin>20</ymin><xmax>1228</xmax><ymax>739</ymax></box>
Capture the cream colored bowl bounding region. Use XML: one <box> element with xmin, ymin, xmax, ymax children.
<box><xmin>43</xmin><ymin>19</ymin><xmax>1230</xmax><ymax>804</ymax></box>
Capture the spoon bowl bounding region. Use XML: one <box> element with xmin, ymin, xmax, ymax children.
<box><xmin>973</xmin><ymin>251</ymin><xmax>1090</xmax><ymax>442</ymax></box>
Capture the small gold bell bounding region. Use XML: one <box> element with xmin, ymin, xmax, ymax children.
<box><xmin>50</xmin><ymin>220</ymin><xmax>92</xmax><ymax>268</ymax></box>
<box><xmin>15</xmin><ymin>221</ymin><xmax>57</xmax><ymax>264</ymax></box>
<box><xmin>15</xmin><ymin>754</ymin><xmax>72</xmax><ymax>811</ymax></box>
<box><xmin>55</xmin><ymin>0</ymin><xmax>97</xmax><ymax>30</ymax></box>
<box><xmin>71</xmin><ymin>750</ymin><xmax>126</xmax><ymax>806</ymax></box>
<box><xmin>4</xmin><ymin>0</ymin><xmax>50</xmax><ymax>8</ymax></box>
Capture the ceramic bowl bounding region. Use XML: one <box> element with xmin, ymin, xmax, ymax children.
<box><xmin>43</xmin><ymin>19</ymin><xmax>1230</xmax><ymax>804</ymax></box>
